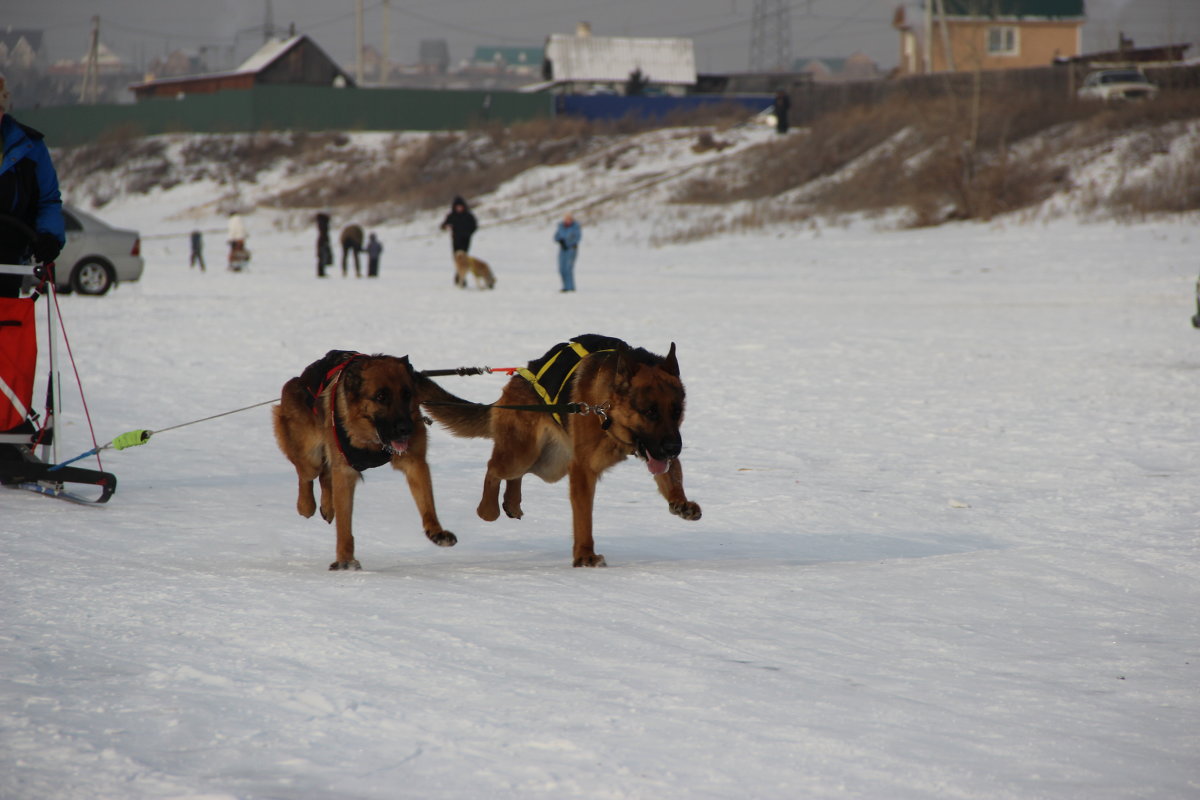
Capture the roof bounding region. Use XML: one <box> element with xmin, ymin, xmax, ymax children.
<box><xmin>0</xmin><ymin>29</ymin><xmax>44</xmax><ymax>52</ymax></box>
<box><xmin>940</xmin><ymin>0</ymin><xmax>1085</xmax><ymax>18</ymax></box>
<box><xmin>129</xmin><ymin>34</ymin><xmax>352</xmax><ymax>92</ymax></box>
<box><xmin>235</xmin><ymin>34</ymin><xmax>305</xmax><ymax>74</ymax></box>
<box><xmin>544</xmin><ymin>33</ymin><xmax>696</xmax><ymax>85</ymax></box>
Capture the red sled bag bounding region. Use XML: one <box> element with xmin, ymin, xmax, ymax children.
<box><xmin>0</xmin><ymin>297</ymin><xmax>37</xmax><ymax>432</ymax></box>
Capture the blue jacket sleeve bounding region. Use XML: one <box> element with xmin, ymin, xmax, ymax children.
<box><xmin>31</xmin><ymin>139</ymin><xmax>65</xmax><ymax>246</ymax></box>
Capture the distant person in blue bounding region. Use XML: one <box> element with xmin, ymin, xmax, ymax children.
<box><xmin>553</xmin><ymin>212</ymin><xmax>582</xmax><ymax>293</ymax></box>
<box><xmin>0</xmin><ymin>74</ymin><xmax>65</xmax><ymax>297</ymax></box>
<box><xmin>366</xmin><ymin>232</ymin><xmax>383</xmax><ymax>278</ymax></box>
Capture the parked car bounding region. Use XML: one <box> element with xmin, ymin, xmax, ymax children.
<box><xmin>1077</xmin><ymin>68</ymin><xmax>1160</xmax><ymax>102</ymax></box>
<box><xmin>44</xmin><ymin>204</ymin><xmax>145</xmax><ymax>296</ymax></box>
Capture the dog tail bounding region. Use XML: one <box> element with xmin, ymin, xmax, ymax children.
<box><xmin>417</xmin><ymin>374</ymin><xmax>493</xmax><ymax>439</ymax></box>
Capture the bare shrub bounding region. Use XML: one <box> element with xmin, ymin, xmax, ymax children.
<box><xmin>54</xmin><ymin>126</ymin><xmax>161</xmax><ymax>178</ymax></box>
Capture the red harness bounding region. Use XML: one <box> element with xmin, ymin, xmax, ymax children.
<box><xmin>302</xmin><ymin>351</ymin><xmax>392</xmax><ymax>472</ymax></box>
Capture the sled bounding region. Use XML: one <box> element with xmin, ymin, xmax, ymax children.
<box><xmin>0</xmin><ymin>257</ymin><xmax>117</xmax><ymax>504</ymax></box>
<box><xmin>228</xmin><ymin>244</ymin><xmax>251</xmax><ymax>272</ymax></box>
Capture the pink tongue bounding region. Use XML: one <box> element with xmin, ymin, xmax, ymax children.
<box><xmin>390</xmin><ymin>438</ymin><xmax>410</xmax><ymax>453</ymax></box>
<box><xmin>646</xmin><ymin>456</ymin><xmax>670</xmax><ymax>475</ymax></box>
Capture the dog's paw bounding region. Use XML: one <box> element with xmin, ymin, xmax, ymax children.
<box><xmin>329</xmin><ymin>559</ymin><xmax>362</xmax><ymax>571</ymax></box>
<box><xmin>670</xmin><ymin>501</ymin><xmax>702</xmax><ymax>521</ymax></box>
<box><xmin>426</xmin><ymin>529</ymin><xmax>457</xmax><ymax>547</ymax></box>
<box><xmin>572</xmin><ymin>553</ymin><xmax>607</xmax><ymax>568</ymax></box>
<box><xmin>477</xmin><ymin>502</ymin><xmax>501</xmax><ymax>522</ymax></box>
<box><xmin>502</xmin><ymin>502</ymin><xmax>523</xmax><ymax>520</ymax></box>
<box><xmin>297</xmin><ymin>497</ymin><xmax>316</xmax><ymax>518</ymax></box>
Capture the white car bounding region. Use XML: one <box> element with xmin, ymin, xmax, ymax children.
<box><xmin>52</xmin><ymin>204</ymin><xmax>145</xmax><ymax>296</ymax></box>
<box><xmin>1078</xmin><ymin>69</ymin><xmax>1159</xmax><ymax>102</ymax></box>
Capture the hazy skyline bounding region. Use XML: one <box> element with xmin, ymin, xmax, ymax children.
<box><xmin>6</xmin><ymin>0</ymin><xmax>1194</xmax><ymax>77</ymax></box>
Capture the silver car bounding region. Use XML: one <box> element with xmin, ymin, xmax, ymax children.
<box><xmin>1077</xmin><ymin>69</ymin><xmax>1159</xmax><ymax>102</ymax></box>
<box><xmin>54</xmin><ymin>204</ymin><xmax>145</xmax><ymax>296</ymax></box>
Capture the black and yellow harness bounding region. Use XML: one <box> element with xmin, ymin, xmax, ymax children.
<box><xmin>516</xmin><ymin>334</ymin><xmax>624</xmax><ymax>425</ymax></box>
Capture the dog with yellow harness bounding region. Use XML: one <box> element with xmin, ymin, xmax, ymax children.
<box><xmin>421</xmin><ymin>334</ymin><xmax>701</xmax><ymax>567</ymax></box>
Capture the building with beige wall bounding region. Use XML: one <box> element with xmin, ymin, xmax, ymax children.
<box><xmin>895</xmin><ymin>0</ymin><xmax>1085</xmax><ymax>74</ymax></box>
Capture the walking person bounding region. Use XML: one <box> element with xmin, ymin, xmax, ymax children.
<box><xmin>553</xmin><ymin>212</ymin><xmax>582</xmax><ymax>293</ymax></box>
<box><xmin>366</xmin><ymin>232</ymin><xmax>383</xmax><ymax>278</ymax></box>
<box><xmin>189</xmin><ymin>230</ymin><xmax>205</xmax><ymax>271</ymax></box>
<box><xmin>440</xmin><ymin>196</ymin><xmax>477</xmax><ymax>254</ymax></box>
<box><xmin>440</xmin><ymin>196</ymin><xmax>477</xmax><ymax>284</ymax></box>
<box><xmin>772</xmin><ymin>89</ymin><xmax>791</xmax><ymax>135</ymax></box>
<box><xmin>0</xmin><ymin>74</ymin><xmax>65</xmax><ymax>298</ymax></box>
<box><xmin>340</xmin><ymin>224</ymin><xmax>364</xmax><ymax>277</ymax></box>
<box><xmin>226</xmin><ymin>211</ymin><xmax>247</xmax><ymax>271</ymax></box>
<box><xmin>315</xmin><ymin>213</ymin><xmax>332</xmax><ymax>278</ymax></box>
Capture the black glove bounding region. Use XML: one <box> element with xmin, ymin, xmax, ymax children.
<box><xmin>558</xmin><ymin>240</ymin><xmax>568</xmax><ymax>252</ymax></box>
<box><xmin>32</xmin><ymin>232</ymin><xmax>62</xmax><ymax>263</ymax></box>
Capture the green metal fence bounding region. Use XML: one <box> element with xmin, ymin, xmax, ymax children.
<box><xmin>19</xmin><ymin>86</ymin><xmax>554</xmax><ymax>148</ymax></box>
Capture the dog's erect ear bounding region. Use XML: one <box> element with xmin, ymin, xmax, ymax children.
<box><xmin>341</xmin><ymin>359</ymin><xmax>364</xmax><ymax>399</ymax></box>
<box><xmin>663</xmin><ymin>342</ymin><xmax>679</xmax><ymax>377</ymax></box>
<box><xmin>613</xmin><ymin>345</ymin><xmax>635</xmax><ymax>390</ymax></box>
<box><xmin>398</xmin><ymin>354</ymin><xmax>414</xmax><ymax>375</ymax></box>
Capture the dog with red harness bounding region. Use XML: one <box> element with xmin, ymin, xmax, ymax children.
<box><xmin>273</xmin><ymin>350</ymin><xmax>457</xmax><ymax>570</ymax></box>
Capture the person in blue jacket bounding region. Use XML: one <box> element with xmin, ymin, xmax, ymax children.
<box><xmin>553</xmin><ymin>212</ymin><xmax>582</xmax><ymax>293</ymax></box>
<box><xmin>0</xmin><ymin>75</ymin><xmax>65</xmax><ymax>297</ymax></box>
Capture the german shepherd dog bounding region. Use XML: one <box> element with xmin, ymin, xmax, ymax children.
<box><xmin>422</xmin><ymin>334</ymin><xmax>700</xmax><ymax>566</ymax></box>
<box><xmin>273</xmin><ymin>350</ymin><xmax>457</xmax><ymax>570</ymax></box>
<box><xmin>453</xmin><ymin>250</ymin><xmax>496</xmax><ymax>290</ymax></box>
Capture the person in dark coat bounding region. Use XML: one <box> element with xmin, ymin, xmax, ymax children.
<box><xmin>772</xmin><ymin>90</ymin><xmax>791</xmax><ymax>135</ymax></box>
<box><xmin>366</xmin><ymin>232</ymin><xmax>383</xmax><ymax>278</ymax></box>
<box><xmin>189</xmin><ymin>230</ymin><xmax>205</xmax><ymax>271</ymax></box>
<box><xmin>340</xmin><ymin>224</ymin><xmax>364</xmax><ymax>277</ymax></box>
<box><xmin>315</xmin><ymin>213</ymin><xmax>332</xmax><ymax>278</ymax></box>
<box><xmin>440</xmin><ymin>196</ymin><xmax>477</xmax><ymax>255</ymax></box>
<box><xmin>0</xmin><ymin>75</ymin><xmax>65</xmax><ymax>297</ymax></box>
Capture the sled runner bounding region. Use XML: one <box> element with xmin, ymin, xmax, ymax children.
<box><xmin>0</xmin><ymin>256</ymin><xmax>117</xmax><ymax>504</ymax></box>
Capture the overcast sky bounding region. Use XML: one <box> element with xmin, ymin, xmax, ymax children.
<box><xmin>6</xmin><ymin>0</ymin><xmax>1194</xmax><ymax>76</ymax></box>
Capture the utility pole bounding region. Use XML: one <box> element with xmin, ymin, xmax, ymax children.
<box><xmin>263</xmin><ymin>0</ymin><xmax>276</xmax><ymax>42</ymax></box>
<box><xmin>381</xmin><ymin>0</ymin><xmax>390</xmax><ymax>85</ymax></box>
<box><xmin>355</xmin><ymin>0</ymin><xmax>364</xmax><ymax>85</ymax></box>
<box><xmin>749</xmin><ymin>0</ymin><xmax>792</xmax><ymax>72</ymax></box>
<box><xmin>80</xmin><ymin>15</ymin><xmax>100</xmax><ymax>104</ymax></box>
<box><xmin>923</xmin><ymin>0</ymin><xmax>933</xmax><ymax>72</ymax></box>
<box><xmin>934</xmin><ymin>0</ymin><xmax>955</xmax><ymax>71</ymax></box>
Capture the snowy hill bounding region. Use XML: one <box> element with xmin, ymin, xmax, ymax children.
<box><xmin>4</xmin><ymin>118</ymin><xmax>1200</xmax><ymax>799</ymax></box>
<box><xmin>54</xmin><ymin>112</ymin><xmax>1200</xmax><ymax>244</ymax></box>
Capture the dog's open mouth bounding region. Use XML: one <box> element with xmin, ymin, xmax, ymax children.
<box><xmin>646</xmin><ymin>455</ymin><xmax>671</xmax><ymax>475</ymax></box>
<box><xmin>381</xmin><ymin>435</ymin><xmax>411</xmax><ymax>456</ymax></box>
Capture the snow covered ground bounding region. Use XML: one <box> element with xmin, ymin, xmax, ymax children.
<box><xmin>3</xmin><ymin>136</ymin><xmax>1200</xmax><ymax>799</ymax></box>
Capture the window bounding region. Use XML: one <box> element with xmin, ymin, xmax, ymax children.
<box><xmin>987</xmin><ymin>26</ymin><xmax>1018</xmax><ymax>56</ymax></box>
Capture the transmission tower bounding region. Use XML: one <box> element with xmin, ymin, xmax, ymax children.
<box><xmin>263</xmin><ymin>0</ymin><xmax>276</xmax><ymax>42</ymax></box>
<box><xmin>749</xmin><ymin>0</ymin><xmax>793</xmax><ymax>72</ymax></box>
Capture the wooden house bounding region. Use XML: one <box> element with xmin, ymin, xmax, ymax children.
<box><xmin>130</xmin><ymin>34</ymin><xmax>353</xmax><ymax>101</ymax></box>
<box><xmin>895</xmin><ymin>0</ymin><xmax>1085</xmax><ymax>74</ymax></box>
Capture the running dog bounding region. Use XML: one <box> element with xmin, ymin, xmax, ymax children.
<box><xmin>273</xmin><ymin>350</ymin><xmax>457</xmax><ymax>570</ymax></box>
<box><xmin>422</xmin><ymin>334</ymin><xmax>701</xmax><ymax>567</ymax></box>
<box><xmin>453</xmin><ymin>250</ymin><xmax>496</xmax><ymax>290</ymax></box>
